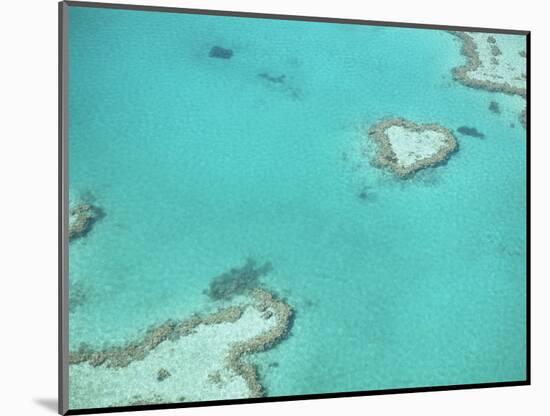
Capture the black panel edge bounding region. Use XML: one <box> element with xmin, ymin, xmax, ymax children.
<box><xmin>525</xmin><ymin>31</ymin><xmax>531</xmax><ymax>385</ymax></box>
<box><xmin>66</xmin><ymin>380</ymin><xmax>530</xmax><ymax>415</ymax></box>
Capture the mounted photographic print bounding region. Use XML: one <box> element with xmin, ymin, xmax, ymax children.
<box><xmin>59</xmin><ymin>1</ymin><xmax>530</xmax><ymax>414</ymax></box>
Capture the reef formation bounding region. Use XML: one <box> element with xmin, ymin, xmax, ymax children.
<box><xmin>368</xmin><ymin>118</ymin><xmax>458</xmax><ymax>178</ymax></box>
<box><xmin>450</xmin><ymin>31</ymin><xmax>527</xmax><ymax>130</ymax></box>
<box><xmin>69</xmin><ymin>202</ymin><xmax>103</xmax><ymax>241</ymax></box>
<box><xmin>450</xmin><ymin>31</ymin><xmax>526</xmax><ymax>98</ymax></box>
<box><xmin>68</xmin><ymin>286</ymin><xmax>293</xmax><ymax>408</ymax></box>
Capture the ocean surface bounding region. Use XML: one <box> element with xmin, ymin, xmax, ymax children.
<box><xmin>68</xmin><ymin>6</ymin><xmax>527</xmax><ymax>404</ymax></box>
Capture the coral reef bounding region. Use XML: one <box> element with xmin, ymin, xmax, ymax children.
<box><xmin>226</xmin><ymin>288</ymin><xmax>293</xmax><ymax>397</ymax></box>
<box><xmin>69</xmin><ymin>285</ymin><xmax>294</xmax><ymax>408</ymax></box>
<box><xmin>205</xmin><ymin>258</ymin><xmax>273</xmax><ymax>301</ymax></box>
<box><xmin>367</xmin><ymin>118</ymin><xmax>458</xmax><ymax>178</ymax></box>
<box><xmin>69</xmin><ymin>203</ymin><xmax>103</xmax><ymax>241</ymax></box>
<box><xmin>450</xmin><ymin>32</ymin><xmax>527</xmax><ymax>132</ymax></box>
<box><xmin>69</xmin><ymin>306</ymin><xmax>244</xmax><ymax>368</ymax></box>
<box><xmin>450</xmin><ymin>31</ymin><xmax>526</xmax><ymax>98</ymax></box>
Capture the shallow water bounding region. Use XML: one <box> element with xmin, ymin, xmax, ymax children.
<box><xmin>68</xmin><ymin>6</ymin><xmax>527</xmax><ymax>406</ymax></box>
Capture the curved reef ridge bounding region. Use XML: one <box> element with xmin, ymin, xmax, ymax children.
<box><xmin>450</xmin><ymin>31</ymin><xmax>526</xmax><ymax>98</ymax></box>
<box><xmin>368</xmin><ymin>118</ymin><xmax>458</xmax><ymax>178</ymax></box>
<box><xmin>68</xmin><ymin>288</ymin><xmax>293</xmax><ymax>409</ymax></box>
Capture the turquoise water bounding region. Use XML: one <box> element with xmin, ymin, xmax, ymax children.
<box><xmin>68</xmin><ymin>6</ymin><xmax>527</xmax><ymax>405</ymax></box>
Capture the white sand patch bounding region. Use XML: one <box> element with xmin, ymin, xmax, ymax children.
<box><xmin>385</xmin><ymin>125</ymin><xmax>448</xmax><ymax>168</ymax></box>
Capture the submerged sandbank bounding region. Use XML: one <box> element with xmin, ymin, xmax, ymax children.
<box><xmin>69</xmin><ymin>288</ymin><xmax>293</xmax><ymax>409</ymax></box>
<box><xmin>368</xmin><ymin>118</ymin><xmax>458</xmax><ymax>178</ymax></box>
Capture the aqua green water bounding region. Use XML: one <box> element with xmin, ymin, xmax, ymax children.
<box><xmin>68</xmin><ymin>6</ymin><xmax>527</xmax><ymax>402</ymax></box>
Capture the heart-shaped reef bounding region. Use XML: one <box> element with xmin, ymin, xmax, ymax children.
<box><xmin>368</xmin><ymin>117</ymin><xmax>458</xmax><ymax>178</ymax></box>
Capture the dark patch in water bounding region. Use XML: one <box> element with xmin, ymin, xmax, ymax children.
<box><xmin>156</xmin><ymin>368</ymin><xmax>171</xmax><ymax>382</ymax></box>
<box><xmin>69</xmin><ymin>279</ymin><xmax>90</xmax><ymax>313</ymax></box>
<box><xmin>489</xmin><ymin>101</ymin><xmax>501</xmax><ymax>114</ymax></box>
<box><xmin>288</xmin><ymin>87</ymin><xmax>302</xmax><ymax>100</ymax></box>
<box><xmin>205</xmin><ymin>259</ymin><xmax>273</xmax><ymax>301</ymax></box>
<box><xmin>209</xmin><ymin>46</ymin><xmax>233</xmax><ymax>59</ymax></box>
<box><xmin>357</xmin><ymin>185</ymin><xmax>377</xmax><ymax>203</ymax></box>
<box><xmin>457</xmin><ymin>126</ymin><xmax>485</xmax><ymax>138</ymax></box>
<box><xmin>257</xmin><ymin>71</ymin><xmax>302</xmax><ymax>100</ymax></box>
<box><xmin>358</xmin><ymin>189</ymin><xmax>372</xmax><ymax>201</ymax></box>
<box><xmin>258</xmin><ymin>72</ymin><xmax>286</xmax><ymax>84</ymax></box>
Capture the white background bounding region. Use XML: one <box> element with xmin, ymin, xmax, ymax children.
<box><xmin>0</xmin><ymin>0</ymin><xmax>547</xmax><ymax>414</ymax></box>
